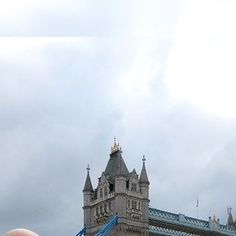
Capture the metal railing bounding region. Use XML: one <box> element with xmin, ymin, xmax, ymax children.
<box><xmin>149</xmin><ymin>208</ymin><xmax>236</xmax><ymax>236</ymax></box>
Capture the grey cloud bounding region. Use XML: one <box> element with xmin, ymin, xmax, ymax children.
<box><xmin>0</xmin><ymin>21</ymin><xmax>235</xmax><ymax>236</ymax></box>
<box><xmin>0</xmin><ymin>39</ymin><xmax>124</xmax><ymax>235</ymax></box>
<box><xmin>0</xmin><ymin>0</ymin><xmax>180</xmax><ymax>36</ymax></box>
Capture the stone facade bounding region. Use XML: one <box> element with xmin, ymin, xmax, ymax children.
<box><xmin>83</xmin><ymin>141</ymin><xmax>149</xmax><ymax>236</ymax></box>
<box><xmin>83</xmin><ymin>142</ymin><xmax>236</xmax><ymax>236</ymax></box>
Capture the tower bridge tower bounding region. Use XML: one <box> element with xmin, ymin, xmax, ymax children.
<box><xmin>83</xmin><ymin>141</ymin><xmax>150</xmax><ymax>236</ymax></box>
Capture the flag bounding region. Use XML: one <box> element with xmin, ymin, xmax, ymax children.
<box><xmin>197</xmin><ymin>196</ymin><xmax>199</xmax><ymax>208</ymax></box>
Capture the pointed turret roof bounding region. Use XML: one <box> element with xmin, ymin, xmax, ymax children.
<box><xmin>228</xmin><ymin>207</ymin><xmax>234</xmax><ymax>226</ymax></box>
<box><xmin>140</xmin><ymin>155</ymin><xmax>149</xmax><ymax>185</ymax></box>
<box><xmin>83</xmin><ymin>165</ymin><xmax>93</xmax><ymax>192</ymax></box>
<box><xmin>104</xmin><ymin>139</ymin><xmax>129</xmax><ymax>183</ymax></box>
<box><xmin>131</xmin><ymin>168</ymin><xmax>137</xmax><ymax>175</ymax></box>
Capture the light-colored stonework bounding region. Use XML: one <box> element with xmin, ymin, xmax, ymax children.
<box><xmin>83</xmin><ymin>141</ymin><xmax>149</xmax><ymax>236</ymax></box>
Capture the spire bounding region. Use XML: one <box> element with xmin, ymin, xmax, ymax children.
<box><xmin>140</xmin><ymin>155</ymin><xmax>149</xmax><ymax>185</ymax></box>
<box><xmin>83</xmin><ymin>165</ymin><xmax>93</xmax><ymax>192</ymax></box>
<box><xmin>227</xmin><ymin>206</ymin><xmax>234</xmax><ymax>226</ymax></box>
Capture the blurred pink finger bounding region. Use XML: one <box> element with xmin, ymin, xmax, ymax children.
<box><xmin>4</xmin><ymin>229</ymin><xmax>38</xmax><ymax>236</ymax></box>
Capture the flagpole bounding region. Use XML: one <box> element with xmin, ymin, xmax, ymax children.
<box><xmin>197</xmin><ymin>204</ymin><xmax>198</xmax><ymax>220</ymax></box>
<box><xmin>197</xmin><ymin>196</ymin><xmax>199</xmax><ymax>220</ymax></box>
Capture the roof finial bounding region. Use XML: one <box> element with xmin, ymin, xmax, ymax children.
<box><xmin>111</xmin><ymin>136</ymin><xmax>121</xmax><ymax>154</ymax></box>
<box><xmin>142</xmin><ymin>155</ymin><xmax>146</xmax><ymax>163</ymax></box>
<box><xmin>86</xmin><ymin>164</ymin><xmax>90</xmax><ymax>174</ymax></box>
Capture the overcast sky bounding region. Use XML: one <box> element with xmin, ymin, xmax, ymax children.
<box><xmin>1</xmin><ymin>0</ymin><xmax>236</xmax><ymax>235</ymax></box>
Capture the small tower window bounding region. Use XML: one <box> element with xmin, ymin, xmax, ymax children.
<box><xmin>100</xmin><ymin>188</ymin><xmax>103</xmax><ymax>198</ymax></box>
<box><xmin>100</xmin><ymin>205</ymin><xmax>103</xmax><ymax>213</ymax></box>
<box><xmin>138</xmin><ymin>201</ymin><xmax>141</xmax><ymax>210</ymax></box>
<box><xmin>127</xmin><ymin>199</ymin><xmax>131</xmax><ymax>209</ymax></box>
<box><xmin>109</xmin><ymin>201</ymin><xmax>112</xmax><ymax>211</ymax></box>
<box><xmin>96</xmin><ymin>207</ymin><xmax>99</xmax><ymax>216</ymax></box>
<box><xmin>104</xmin><ymin>203</ymin><xmax>107</xmax><ymax>212</ymax></box>
<box><xmin>104</xmin><ymin>187</ymin><xmax>108</xmax><ymax>197</ymax></box>
<box><xmin>109</xmin><ymin>183</ymin><xmax>114</xmax><ymax>192</ymax></box>
<box><xmin>131</xmin><ymin>183</ymin><xmax>137</xmax><ymax>192</ymax></box>
<box><xmin>132</xmin><ymin>200</ymin><xmax>137</xmax><ymax>210</ymax></box>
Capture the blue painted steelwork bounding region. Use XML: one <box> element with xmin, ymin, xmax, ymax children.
<box><xmin>75</xmin><ymin>226</ymin><xmax>86</xmax><ymax>236</ymax></box>
<box><xmin>95</xmin><ymin>215</ymin><xmax>118</xmax><ymax>236</ymax></box>
<box><xmin>149</xmin><ymin>208</ymin><xmax>236</xmax><ymax>236</ymax></box>
<box><xmin>149</xmin><ymin>225</ymin><xmax>200</xmax><ymax>236</ymax></box>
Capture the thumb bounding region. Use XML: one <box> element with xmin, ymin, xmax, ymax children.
<box><xmin>4</xmin><ymin>229</ymin><xmax>39</xmax><ymax>236</ymax></box>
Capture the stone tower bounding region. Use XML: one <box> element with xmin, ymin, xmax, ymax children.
<box><xmin>83</xmin><ymin>140</ymin><xmax>150</xmax><ymax>236</ymax></box>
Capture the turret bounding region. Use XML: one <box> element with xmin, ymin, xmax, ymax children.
<box><xmin>104</xmin><ymin>138</ymin><xmax>129</xmax><ymax>196</ymax></box>
<box><xmin>209</xmin><ymin>214</ymin><xmax>220</xmax><ymax>231</ymax></box>
<box><xmin>105</xmin><ymin>138</ymin><xmax>129</xmax><ymax>183</ymax></box>
<box><xmin>83</xmin><ymin>165</ymin><xmax>93</xmax><ymax>233</ymax></box>
<box><xmin>139</xmin><ymin>155</ymin><xmax>149</xmax><ymax>198</ymax></box>
<box><xmin>83</xmin><ymin>165</ymin><xmax>93</xmax><ymax>192</ymax></box>
<box><xmin>227</xmin><ymin>207</ymin><xmax>234</xmax><ymax>228</ymax></box>
<box><xmin>108</xmin><ymin>139</ymin><xmax>128</xmax><ymax>220</ymax></box>
<box><xmin>139</xmin><ymin>155</ymin><xmax>150</xmax><ymax>229</ymax></box>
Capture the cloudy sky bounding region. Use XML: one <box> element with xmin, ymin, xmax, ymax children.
<box><xmin>1</xmin><ymin>0</ymin><xmax>236</xmax><ymax>235</ymax></box>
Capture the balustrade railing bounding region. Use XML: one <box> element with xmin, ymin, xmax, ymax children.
<box><xmin>184</xmin><ymin>216</ymin><xmax>209</xmax><ymax>228</ymax></box>
<box><xmin>149</xmin><ymin>225</ymin><xmax>200</xmax><ymax>236</ymax></box>
<box><xmin>149</xmin><ymin>208</ymin><xmax>236</xmax><ymax>236</ymax></box>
